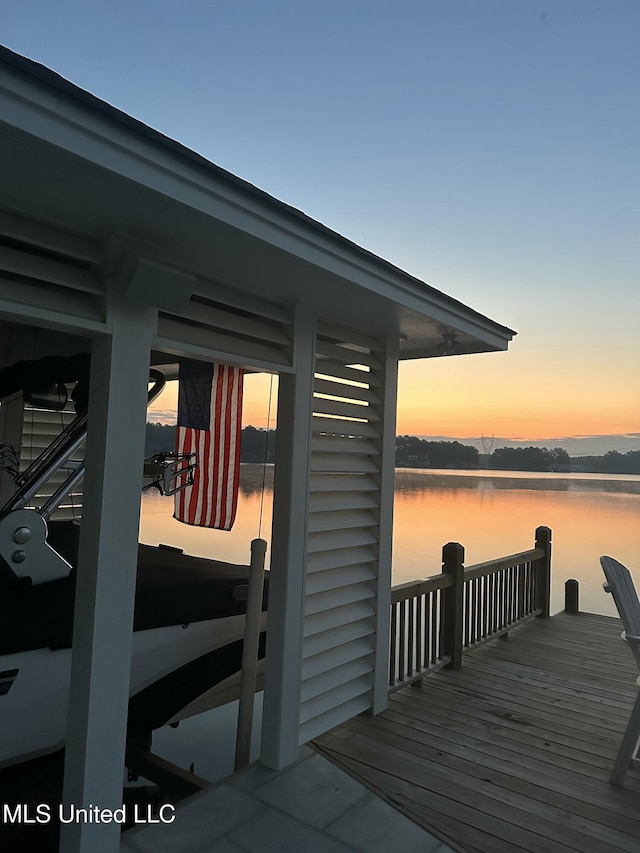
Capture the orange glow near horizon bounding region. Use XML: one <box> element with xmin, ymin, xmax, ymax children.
<box><xmin>395</xmin><ymin>396</ymin><xmax>640</xmax><ymax>442</ymax></box>
<box><xmin>396</xmin><ymin>350</ymin><xmax>640</xmax><ymax>441</ymax></box>
<box><xmin>147</xmin><ymin>350</ymin><xmax>638</xmax><ymax>443</ymax></box>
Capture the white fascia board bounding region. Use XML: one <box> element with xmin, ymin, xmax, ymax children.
<box><xmin>0</xmin><ymin>64</ymin><xmax>514</xmax><ymax>351</ymax></box>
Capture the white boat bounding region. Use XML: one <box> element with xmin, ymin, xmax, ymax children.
<box><xmin>0</xmin><ymin>353</ymin><xmax>267</xmax><ymax>771</ymax></box>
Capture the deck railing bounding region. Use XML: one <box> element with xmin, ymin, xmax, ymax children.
<box><xmin>389</xmin><ymin>526</ymin><xmax>551</xmax><ymax>692</ymax></box>
<box><xmin>390</xmin><ymin>574</ymin><xmax>452</xmax><ymax>690</ymax></box>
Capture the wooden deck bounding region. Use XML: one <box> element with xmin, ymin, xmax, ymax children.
<box><xmin>314</xmin><ymin>611</ymin><xmax>640</xmax><ymax>853</ymax></box>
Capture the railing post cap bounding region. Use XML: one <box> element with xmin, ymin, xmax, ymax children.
<box><xmin>442</xmin><ymin>542</ymin><xmax>464</xmax><ymax>571</ymax></box>
<box><xmin>535</xmin><ymin>526</ymin><xmax>552</xmax><ymax>543</ymax></box>
<box><xmin>564</xmin><ymin>578</ymin><xmax>579</xmax><ymax>614</ymax></box>
<box><xmin>442</xmin><ymin>541</ymin><xmax>465</xmax><ymax>563</ymax></box>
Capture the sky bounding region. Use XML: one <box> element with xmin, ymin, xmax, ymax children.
<box><xmin>2</xmin><ymin>1</ymin><xmax>638</xmax><ymax>453</ymax></box>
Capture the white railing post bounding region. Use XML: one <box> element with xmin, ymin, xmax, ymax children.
<box><xmin>235</xmin><ymin>537</ymin><xmax>267</xmax><ymax>770</ymax></box>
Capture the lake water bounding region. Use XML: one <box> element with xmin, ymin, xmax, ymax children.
<box><xmin>139</xmin><ymin>464</ymin><xmax>640</xmax><ymax>780</ymax></box>
<box><xmin>140</xmin><ymin>464</ymin><xmax>640</xmax><ymax>618</ymax></box>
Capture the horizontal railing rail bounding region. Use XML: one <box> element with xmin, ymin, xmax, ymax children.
<box><xmin>464</xmin><ymin>548</ymin><xmax>544</xmax><ymax>580</ymax></box>
<box><xmin>389</xmin><ymin>526</ymin><xmax>552</xmax><ymax>691</ymax></box>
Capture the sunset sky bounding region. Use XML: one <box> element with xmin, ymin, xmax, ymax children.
<box><xmin>3</xmin><ymin>1</ymin><xmax>638</xmax><ymax>450</ymax></box>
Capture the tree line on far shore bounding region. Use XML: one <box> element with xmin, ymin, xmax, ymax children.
<box><xmin>395</xmin><ymin>436</ymin><xmax>573</xmax><ymax>471</ymax></box>
<box><xmin>146</xmin><ymin>424</ymin><xmax>640</xmax><ymax>475</ymax></box>
<box><xmin>146</xmin><ymin>423</ymin><xmax>276</xmax><ymax>462</ymax></box>
<box><xmin>395</xmin><ymin>436</ymin><xmax>640</xmax><ymax>474</ymax></box>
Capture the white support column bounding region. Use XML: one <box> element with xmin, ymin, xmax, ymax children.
<box><xmin>372</xmin><ymin>335</ymin><xmax>399</xmax><ymax>714</ymax></box>
<box><xmin>261</xmin><ymin>304</ymin><xmax>316</xmax><ymax>770</ymax></box>
<box><xmin>60</xmin><ymin>296</ymin><xmax>156</xmax><ymax>853</ymax></box>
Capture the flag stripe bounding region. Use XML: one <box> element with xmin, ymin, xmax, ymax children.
<box><xmin>221</xmin><ymin>367</ymin><xmax>233</xmax><ymax>529</ymax></box>
<box><xmin>227</xmin><ymin>369</ymin><xmax>241</xmax><ymax>527</ymax></box>
<box><xmin>174</xmin><ymin>361</ymin><xmax>243</xmax><ymax>529</ymax></box>
<box><xmin>212</xmin><ymin>364</ymin><xmax>224</xmax><ymax>526</ymax></box>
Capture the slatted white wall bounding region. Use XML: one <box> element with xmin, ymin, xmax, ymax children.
<box><xmin>299</xmin><ymin>321</ymin><xmax>389</xmax><ymax>743</ymax></box>
<box><xmin>20</xmin><ymin>397</ymin><xmax>85</xmax><ymax>520</ymax></box>
<box><xmin>0</xmin><ymin>391</ymin><xmax>85</xmax><ymax>520</ymax></box>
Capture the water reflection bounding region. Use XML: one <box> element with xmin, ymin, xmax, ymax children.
<box><xmin>139</xmin><ymin>466</ymin><xmax>274</xmax><ymax>568</ymax></box>
<box><xmin>140</xmin><ymin>464</ymin><xmax>640</xmax><ymax>619</ymax></box>
<box><xmin>237</xmin><ymin>465</ymin><xmax>274</xmax><ymax>498</ymax></box>
<box><xmin>393</xmin><ymin>469</ymin><xmax>640</xmax><ymax>618</ymax></box>
<box><xmin>395</xmin><ymin>468</ymin><xmax>640</xmax><ymax>495</ymax></box>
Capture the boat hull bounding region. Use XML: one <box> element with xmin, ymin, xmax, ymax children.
<box><xmin>0</xmin><ymin>612</ymin><xmax>265</xmax><ymax>770</ymax></box>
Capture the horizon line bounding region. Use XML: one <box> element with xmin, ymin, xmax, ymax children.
<box><xmin>147</xmin><ymin>420</ymin><xmax>639</xmax><ymax>446</ymax></box>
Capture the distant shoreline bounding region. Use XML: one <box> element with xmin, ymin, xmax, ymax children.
<box><xmin>145</xmin><ymin>423</ymin><xmax>640</xmax><ymax>476</ymax></box>
<box><xmin>393</xmin><ymin>466</ymin><xmax>640</xmax><ymax>482</ymax></box>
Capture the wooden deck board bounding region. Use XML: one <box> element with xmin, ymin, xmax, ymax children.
<box><xmin>314</xmin><ymin>612</ymin><xmax>640</xmax><ymax>852</ymax></box>
<box><xmin>386</xmin><ymin>688</ymin><xmax>615</xmax><ymax>772</ymax></box>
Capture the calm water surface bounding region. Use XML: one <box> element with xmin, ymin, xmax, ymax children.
<box><xmin>139</xmin><ymin>464</ymin><xmax>639</xmax><ymax>779</ymax></box>
<box><xmin>140</xmin><ymin>464</ymin><xmax>640</xmax><ymax>618</ymax></box>
<box><xmin>392</xmin><ymin>468</ymin><xmax>639</xmax><ymax>617</ymax></box>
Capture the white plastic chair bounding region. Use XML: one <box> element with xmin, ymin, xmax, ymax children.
<box><xmin>601</xmin><ymin>555</ymin><xmax>640</xmax><ymax>785</ymax></box>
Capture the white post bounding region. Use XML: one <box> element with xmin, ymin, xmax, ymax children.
<box><xmin>234</xmin><ymin>537</ymin><xmax>267</xmax><ymax>770</ymax></box>
<box><xmin>60</xmin><ymin>296</ymin><xmax>155</xmax><ymax>853</ymax></box>
<box><xmin>372</xmin><ymin>335</ymin><xmax>399</xmax><ymax>714</ymax></box>
<box><xmin>261</xmin><ymin>304</ymin><xmax>316</xmax><ymax>770</ymax></box>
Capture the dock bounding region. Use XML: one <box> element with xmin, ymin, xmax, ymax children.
<box><xmin>314</xmin><ymin>611</ymin><xmax>640</xmax><ymax>853</ymax></box>
<box><xmin>124</xmin><ymin>537</ymin><xmax>640</xmax><ymax>852</ymax></box>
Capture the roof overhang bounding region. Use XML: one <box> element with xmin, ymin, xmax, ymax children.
<box><xmin>0</xmin><ymin>47</ymin><xmax>515</xmax><ymax>359</ymax></box>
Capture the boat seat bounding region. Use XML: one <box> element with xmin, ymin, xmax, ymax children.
<box><xmin>135</xmin><ymin>542</ymin><xmax>265</xmax><ymax>631</ymax></box>
<box><xmin>0</xmin><ymin>520</ymin><xmax>267</xmax><ymax>655</ymax></box>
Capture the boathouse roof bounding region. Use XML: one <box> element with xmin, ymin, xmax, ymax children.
<box><xmin>0</xmin><ymin>45</ymin><xmax>514</xmax><ymax>360</ymax></box>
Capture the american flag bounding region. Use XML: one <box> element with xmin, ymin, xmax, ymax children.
<box><xmin>174</xmin><ymin>360</ymin><xmax>244</xmax><ymax>529</ymax></box>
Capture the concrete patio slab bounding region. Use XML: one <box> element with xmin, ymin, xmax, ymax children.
<box><xmin>122</xmin><ymin>748</ymin><xmax>448</xmax><ymax>853</ymax></box>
